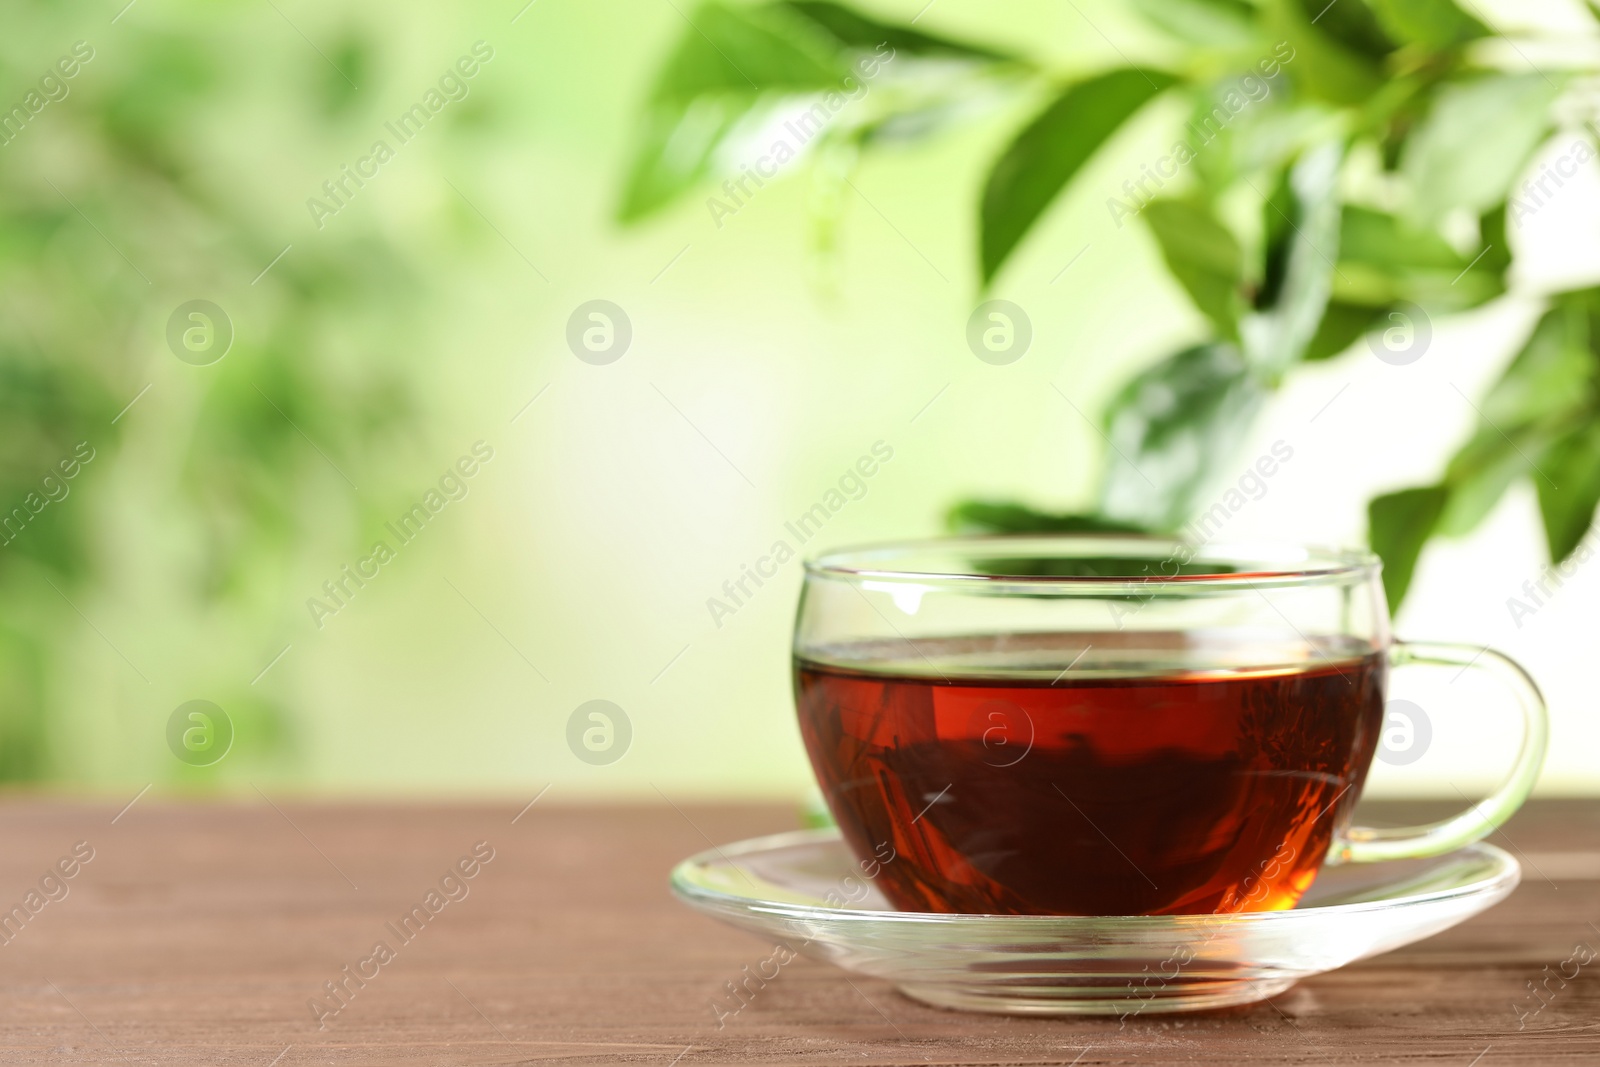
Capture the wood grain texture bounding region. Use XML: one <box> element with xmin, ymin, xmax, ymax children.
<box><xmin>0</xmin><ymin>797</ymin><xmax>1593</xmax><ymax>1065</ymax></box>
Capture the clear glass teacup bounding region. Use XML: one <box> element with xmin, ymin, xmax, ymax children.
<box><xmin>792</xmin><ymin>536</ymin><xmax>1547</xmax><ymax>916</ymax></box>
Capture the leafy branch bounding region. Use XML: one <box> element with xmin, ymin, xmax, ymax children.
<box><xmin>619</xmin><ymin>0</ymin><xmax>1600</xmax><ymax>612</ymax></box>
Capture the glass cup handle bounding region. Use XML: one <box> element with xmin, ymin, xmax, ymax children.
<box><xmin>1328</xmin><ymin>639</ymin><xmax>1549</xmax><ymax>865</ymax></box>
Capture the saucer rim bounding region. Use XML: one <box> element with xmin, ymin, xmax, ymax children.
<box><xmin>670</xmin><ymin>827</ymin><xmax>1520</xmax><ymax>927</ymax></box>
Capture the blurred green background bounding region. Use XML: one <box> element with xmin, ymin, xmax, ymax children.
<box><xmin>2</xmin><ymin>0</ymin><xmax>1596</xmax><ymax>801</ymax></box>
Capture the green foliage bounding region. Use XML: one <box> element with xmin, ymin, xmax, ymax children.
<box><xmin>979</xmin><ymin>69</ymin><xmax>1175</xmax><ymax>283</ymax></box>
<box><xmin>617</xmin><ymin>4</ymin><xmax>849</xmax><ymax>221</ymax></box>
<box><xmin>778</xmin><ymin>1</ymin><xmax>1015</xmax><ymax>59</ymax></box>
<box><xmin>1242</xmin><ymin>142</ymin><xmax>1343</xmax><ymax>375</ymax></box>
<box><xmin>1376</xmin><ymin>290</ymin><xmax>1600</xmax><ymax>606</ymax></box>
<box><xmin>1099</xmin><ymin>342</ymin><xmax>1266</xmax><ymax>529</ymax></box>
<box><xmin>1335</xmin><ymin>205</ymin><xmax>1504</xmax><ymax>309</ymax></box>
<box><xmin>1400</xmin><ymin>73</ymin><xmax>1562</xmax><ymax>224</ymax></box>
<box><xmin>617</xmin><ymin>0</ymin><xmax>1021</xmax><ymax>224</ymax></box>
<box><xmin>1294</xmin><ymin>0</ymin><xmax>1395</xmax><ymax>60</ymax></box>
<box><xmin>0</xmin><ymin>12</ymin><xmax>436</xmax><ymax>781</ymax></box>
<box><xmin>622</xmin><ymin>0</ymin><xmax>1599</xmax><ymax>615</ymax></box>
<box><xmin>1306</xmin><ymin>200</ymin><xmax>1505</xmax><ymax>362</ymax></box>
<box><xmin>1141</xmin><ymin>198</ymin><xmax>1245</xmax><ymax>338</ymax></box>
<box><xmin>1304</xmin><ymin>301</ymin><xmax>1388</xmax><ymax>361</ymax></box>
<box><xmin>1370</xmin><ymin>0</ymin><xmax>1488</xmax><ymax>49</ymax></box>
<box><xmin>652</xmin><ymin>4</ymin><xmax>845</xmax><ymax>101</ymax></box>
<box><xmin>1268</xmin><ymin>0</ymin><xmax>1386</xmax><ymax>105</ymax></box>
<box><xmin>618</xmin><ymin>101</ymin><xmax>767</xmax><ymax>224</ymax></box>
<box><xmin>947</xmin><ymin>501</ymin><xmax>1146</xmax><ymax>535</ymax></box>
<box><xmin>1539</xmin><ymin>422</ymin><xmax>1600</xmax><ymax>563</ymax></box>
<box><xmin>1126</xmin><ymin>0</ymin><xmax>1259</xmax><ymax>48</ymax></box>
<box><xmin>1369</xmin><ymin>486</ymin><xmax>1451</xmax><ymax>609</ymax></box>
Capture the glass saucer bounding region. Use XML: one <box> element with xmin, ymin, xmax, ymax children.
<box><xmin>670</xmin><ymin>829</ymin><xmax>1519</xmax><ymax>1016</ymax></box>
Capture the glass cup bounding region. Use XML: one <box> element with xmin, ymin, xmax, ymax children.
<box><xmin>791</xmin><ymin>535</ymin><xmax>1547</xmax><ymax>916</ymax></box>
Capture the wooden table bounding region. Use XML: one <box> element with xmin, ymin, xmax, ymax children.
<box><xmin>0</xmin><ymin>796</ymin><xmax>1594</xmax><ymax>1065</ymax></box>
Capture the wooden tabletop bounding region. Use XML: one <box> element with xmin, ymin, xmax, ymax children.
<box><xmin>0</xmin><ymin>796</ymin><xmax>1594</xmax><ymax>1065</ymax></box>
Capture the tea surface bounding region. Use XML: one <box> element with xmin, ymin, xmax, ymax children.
<box><xmin>794</xmin><ymin>632</ymin><xmax>1386</xmax><ymax>915</ymax></box>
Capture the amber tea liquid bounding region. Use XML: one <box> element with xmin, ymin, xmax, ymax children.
<box><xmin>795</xmin><ymin>632</ymin><xmax>1385</xmax><ymax>916</ymax></box>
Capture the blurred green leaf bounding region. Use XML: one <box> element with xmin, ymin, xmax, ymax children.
<box><xmin>1437</xmin><ymin>426</ymin><xmax>1546</xmax><ymax>538</ymax></box>
<box><xmin>1256</xmin><ymin>165</ymin><xmax>1297</xmax><ymax>308</ymax></box>
<box><xmin>946</xmin><ymin>504</ymin><xmax>1161</xmax><ymax>580</ymax></box>
<box><xmin>1435</xmin><ymin>296</ymin><xmax>1593</xmax><ymax>538</ymax></box>
<box><xmin>649</xmin><ymin>2</ymin><xmax>845</xmax><ymax>102</ymax></box>
<box><xmin>1243</xmin><ymin>142</ymin><xmax>1343</xmax><ymax>373</ymax></box>
<box><xmin>1304</xmin><ymin>300</ymin><xmax>1388</xmax><ymax>359</ymax></box>
<box><xmin>1370</xmin><ymin>0</ymin><xmax>1488</xmax><ymax>49</ymax></box>
<box><xmin>1306</xmin><ymin>201</ymin><xmax>1509</xmax><ymax>359</ymax></box>
<box><xmin>1127</xmin><ymin>0</ymin><xmax>1260</xmax><ymax>48</ymax></box>
<box><xmin>980</xmin><ymin>68</ymin><xmax>1174</xmax><ymax>283</ymax></box>
<box><xmin>1538</xmin><ymin>421</ymin><xmax>1600</xmax><ymax>563</ymax></box>
<box><xmin>1268</xmin><ymin>0</ymin><xmax>1386</xmax><ymax>105</ymax></box>
<box><xmin>0</xmin><ymin>356</ymin><xmax>116</xmax><ymax>582</ymax></box>
<box><xmin>1333</xmin><ymin>204</ymin><xmax>1506</xmax><ymax>309</ymax></box>
<box><xmin>1189</xmin><ymin>91</ymin><xmax>1329</xmax><ymax>193</ymax></box>
<box><xmin>321</xmin><ymin>37</ymin><xmax>370</xmax><ymax>116</ymax></box>
<box><xmin>859</xmin><ymin>96</ymin><xmax>994</xmax><ymax>145</ymax></box>
<box><xmin>616</xmin><ymin>1</ymin><xmax>851</xmax><ymax>220</ymax></box>
<box><xmin>1098</xmin><ymin>342</ymin><xmax>1266</xmax><ymax>528</ymax></box>
<box><xmin>618</xmin><ymin>97</ymin><xmax>759</xmax><ymax>222</ymax></box>
<box><xmin>947</xmin><ymin>501</ymin><xmax>1148</xmax><ymax>534</ymax></box>
<box><xmin>1369</xmin><ymin>485</ymin><xmax>1450</xmax><ymax>611</ymax></box>
<box><xmin>1142</xmin><ymin>198</ymin><xmax>1246</xmax><ymax>338</ymax></box>
<box><xmin>0</xmin><ymin>623</ymin><xmax>49</xmax><ymax>780</ymax></box>
<box><xmin>1376</xmin><ymin>90</ymin><xmax>1430</xmax><ymax>171</ymax></box>
<box><xmin>1402</xmin><ymin>73</ymin><xmax>1562</xmax><ymax>224</ymax></box>
<box><xmin>1295</xmin><ymin>0</ymin><xmax>1397</xmax><ymax>59</ymax></box>
<box><xmin>100</xmin><ymin>37</ymin><xmax>222</xmax><ymax>184</ymax></box>
<box><xmin>1477</xmin><ymin>202</ymin><xmax>1512</xmax><ymax>275</ymax></box>
<box><xmin>1340</xmin><ymin>205</ymin><xmax>1465</xmax><ymax>270</ymax></box>
<box><xmin>1476</xmin><ymin>298</ymin><xmax>1593</xmax><ymax>427</ymax></box>
<box><xmin>778</xmin><ymin>1</ymin><xmax>1016</xmax><ymax>59</ymax></box>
